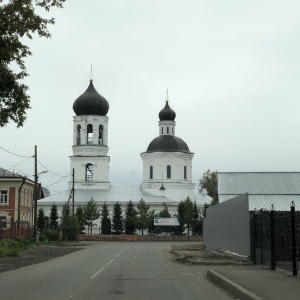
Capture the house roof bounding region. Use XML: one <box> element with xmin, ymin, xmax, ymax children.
<box><xmin>0</xmin><ymin>167</ymin><xmax>22</xmax><ymax>178</ymax></box>
<box><xmin>218</xmin><ymin>172</ymin><xmax>300</xmax><ymax>211</ymax></box>
<box><xmin>218</xmin><ymin>172</ymin><xmax>300</xmax><ymax>195</ymax></box>
<box><xmin>219</xmin><ymin>194</ymin><xmax>300</xmax><ymax>211</ymax></box>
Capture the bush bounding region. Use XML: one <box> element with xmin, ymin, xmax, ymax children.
<box><xmin>43</xmin><ymin>229</ymin><xmax>58</xmax><ymax>242</ymax></box>
<box><xmin>0</xmin><ymin>237</ymin><xmax>36</xmax><ymax>257</ymax></box>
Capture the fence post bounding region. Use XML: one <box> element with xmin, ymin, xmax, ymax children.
<box><xmin>291</xmin><ymin>202</ymin><xmax>297</xmax><ymax>276</ymax></box>
<box><xmin>270</xmin><ymin>205</ymin><xmax>276</xmax><ymax>270</ymax></box>
<box><xmin>252</xmin><ymin>212</ymin><xmax>257</xmax><ymax>264</ymax></box>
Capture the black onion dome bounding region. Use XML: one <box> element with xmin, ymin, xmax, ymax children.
<box><xmin>159</xmin><ymin>101</ymin><xmax>176</xmax><ymax>121</ymax></box>
<box><xmin>146</xmin><ymin>135</ymin><xmax>192</xmax><ymax>153</ymax></box>
<box><xmin>73</xmin><ymin>80</ymin><xmax>109</xmax><ymax>116</ymax></box>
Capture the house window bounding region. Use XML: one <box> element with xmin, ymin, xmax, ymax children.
<box><xmin>167</xmin><ymin>165</ymin><xmax>171</xmax><ymax>179</ymax></box>
<box><xmin>87</xmin><ymin>124</ymin><xmax>93</xmax><ymax>144</ymax></box>
<box><xmin>76</xmin><ymin>125</ymin><xmax>81</xmax><ymax>145</ymax></box>
<box><xmin>167</xmin><ymin>127</ymin><xmax>169</xmax><ymax>134</ymax></box>
<box><xmin>150</xmin><ymin>166</ymin><xmax>153</xmax><ymax>179</ymax></box>
<box><xmin>85</xmin><ymin>164</ymin><xmax>93</xmax><ymax>182</ymax></box>
<box><xmin>99</xmin><ymin>125</ymin><xmax>103</xmax><ymax>145</ymax></box>
<box><xmin>184</xmin><ymin>166</ymin><xmax>187</xmax><ymax>179</ymax></box>
<box><xmin>172</xmin><ymin>127</ymin><xmax>174</xmax><ymax>134</ymax></box>
<box><xmin>0</xmin><ymin>216</ymin><xmax>7</xmax><ymax>228</ymax></box>
<box><xmin>0</xmin><ymin>191</ymin><xmax>8</xmax><ymax>204</ymax></box>
<box><xmin>161</xmin><ymin>127</ymin><xmax>163</xmax><ymax>134</ymax></box>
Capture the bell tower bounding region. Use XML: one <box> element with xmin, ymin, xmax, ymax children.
<box><xmin>68</xmin><ymin>80</ymin><xmax>110</xmax><ymax>190</ymax></box>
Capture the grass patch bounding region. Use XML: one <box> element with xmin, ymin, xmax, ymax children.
<box><xmin>0</xmin><ymin>236</ymin><xmax>36</xmax><ymax>258</ymax></box>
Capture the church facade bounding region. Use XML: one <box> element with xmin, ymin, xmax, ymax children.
<box><xmin>38</xmin><ymin>81</ymin><xmax>211</xmax><ymax>218</ymax></box>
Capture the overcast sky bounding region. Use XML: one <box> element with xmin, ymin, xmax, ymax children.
<box><xmin>1</xmin><ymin>0</ymin><xmax>300</xmax><ymax>195</ymax></box>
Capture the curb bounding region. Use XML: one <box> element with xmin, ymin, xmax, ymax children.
<box><xmin>207</xmin><ymin>269</ymin><xmax>263</xmax><ymax>300</ymax></box>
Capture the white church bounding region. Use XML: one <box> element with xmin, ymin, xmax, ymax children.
<box><xmin>38</xmin><ymin>80</ymin><xmax>211</xmax><ymax>217</ymax></box>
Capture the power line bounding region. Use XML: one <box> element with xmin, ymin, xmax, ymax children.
<box><xmin>0</xmin><ymin>146</ymin><xmax>32</xmax><ymax>158</ymax></box>
<box><xmin>7</xmin><ymin>157</ymin><xmax>33</xmax><ymax>171</ymax></box>
<box><xmin>45</xmin><ymin>173</ymin><xmax>71</xmax><ymax>188</ymax></box>
<box><xmin>37</xmin><ymin>160</ymin><xmax>68</xmax><ymax>177</ymax></box>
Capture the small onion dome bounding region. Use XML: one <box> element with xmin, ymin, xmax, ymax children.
<box><xmin>73</xmin><ymin>80</ymin><xmax>109</xmax><ymax>116</ymax></box>
<box><xmin>159</xmin><ymin>100</ymin><xmax>176</xmax><ymax>121</ymax></box>
<box><xmin>146</xmin><ymin>135</ymin><xmax>192</xmax><ymax>153</ymax></box>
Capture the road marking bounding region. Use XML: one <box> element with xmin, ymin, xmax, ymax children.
<box><xmin>116</xmin><ymin>253</ymin><xmax>121</xmax><ymax>258</ymax></box>
<box><xmin>107</xmin><ymin>259</ymin><xmax>115</xmax><ymax>265</ymax></box>
<box><xmin>90</xmin><ymin>267</ymin><xmax>105</xmax><ymax>279</ymax></box>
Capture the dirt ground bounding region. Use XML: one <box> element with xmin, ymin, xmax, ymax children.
<box><xmin>0</xmin><ymin>243</ymin><xmax>86</xmax><ymax>273</ymax></box>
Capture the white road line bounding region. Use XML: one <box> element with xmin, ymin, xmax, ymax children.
<box><xmin>116</xmin><ymin>253</ymin><xmax>121</xmax><ymax>258</ymax></box>
<box><xmin>90</xmin><ymin>267</ymin><xmax>105</xmax><ymax>279</ymax></box>
<box><xmin>107</xmin><ymin>259</ymin><xmax>115</xmax><ymax>265</ymax></box>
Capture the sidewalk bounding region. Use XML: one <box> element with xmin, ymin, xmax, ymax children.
<box><xmin>171</xmin><ymin>245</ymin><xmax>300</xmax><ymax>300</ymax></box>
<box><xmin>208</xmin><ymin>264</ymin><xmax>300</xmax><ymax>300</ymax></box>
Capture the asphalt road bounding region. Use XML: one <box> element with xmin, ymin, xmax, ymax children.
<box><xmin>0</xmin><ymin>242</ymin><xmax>234</xmax><ymax>300</ymax></box>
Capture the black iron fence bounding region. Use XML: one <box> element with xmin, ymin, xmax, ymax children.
<box><xmin>0</xmin><ymin>220</ymin><xmax>31</xmax><ymax>240</ymax></box>
<box><xmin>250</xmin><ymin>203</ymin><xmax>300</xmax><ymax>276</ymax></box>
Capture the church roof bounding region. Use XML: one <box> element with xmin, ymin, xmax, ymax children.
<box><xmin>38</xmin><ymin>186</ymin><xmax>178</xmax><ymax>206</ymax></box>
<box><xmin>145</xmin><ymin>135</ymin><xmax>192</xmax><ymax>153</ymax></box>
<box><xmin>159</xmin><ymin>101</ymin><xmax>176</xmax><ymax>121</ymax></box>
<box><xmin>73</xmin><ymin>80</ymin><xmax>109</xmax><ymax>116</ymax></box>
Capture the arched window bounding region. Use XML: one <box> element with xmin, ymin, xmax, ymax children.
<box><xmin>99</xmin><ymin>125</ymin><xmax>103</xmax><ymax>145</ymax></box>
<box><xmin>184</xmin><ymin>166</ymin><xmax>187</xmax><ymax>179</ymax></box>
<box><xmin>85</xmin><ymin>163</ymin><xmax>93</xmax><ymax>182</ymax></box>
<box><xmin>167</xmin><ymin>165</ymin><xmax>171</xmax><ymax>179</ymax></box>
<box><xmin>150</xmin><ymin>166</ymin><xmax>153</xmax><ymax>179</ymax></box>
<box><xmin>76</xmin><ymin>125</ymin><xmax>81</xmax><ymax>145</ymax></box>
<box><xmin>87</xmin><ymin>124</ymin><xmax>93</xmax><ymax>144</ymax></box>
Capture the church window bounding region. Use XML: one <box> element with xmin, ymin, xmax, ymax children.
<box><xmin>184</xmin><ymin>166</ymin><xmax>187</xmax><ymax>179</ymax></box>
<box><xmin>87</xmin><ymin>124</ymin><xmax>93</xmax><ymax>144</ymax></box>
<box><xmin>99</xmin><ymin>125</ymin><xmax>103</xmax><ymax>145</ymax></box>
<box><xmin>167</xmin><ymin>165</ymin><xmax>171</xmax><ymax>179</ymax></box>
<box><xmin>76</xmin><ymin>125</ymin><xmax>81</xmax><ymax>145</ymax></box>
<box><xmin>85</xmin><ymin>164</ymin><xmax>93</xmax><ymax>182</ymax></box>
<box><xmin>167</xmin><ymin>127</ymin><xmax>169</xmax><ymax>134</ymax></box>
<box><xmin>172</xmin><ymin>127</ymin><xmax>174</xmax><ymax>134</ymax></box>
<box><xmin>161</xmin><ymin>127</ymin><xmax>163</xmax><ymax>134</ymax></box>
<box><xmin>150</xmin><ymin>166</ymin><xmax>153</xmax><ymax>179</ymax></box>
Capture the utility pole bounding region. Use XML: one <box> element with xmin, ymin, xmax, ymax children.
<box><xmin>34</xmin><ymin>145</ymin><xmax>38</xmax><ymax>236</ymax></box>
<box><xmin>72</xmin><ymin>168</ymin><xmax>75</xmax><ymax>216</ymax></box>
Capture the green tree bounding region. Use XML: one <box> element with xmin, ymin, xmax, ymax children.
<box><xmin>124</xmin><ymin>200</ymin><xmax>137</xmax><ymax>235</ymax></box>
<box><xmin>175</xmin><ymin>197</ymin><xmax>194</xmax><ymax>235</ymax></box>
<box><xmin>200</xmin><ymin>169</ymin><xmax>219</xmax><ymax>205</ymax></box>
<box><xmin>61</xmin><ymin>202</ymin><xmax>70</xmax><ymax>222</ymax></box>
<box><xmin>183</xmin><ymin>197</ymin><xmax>194</xmax><ymax>236</ymax></box>
<box><xmin>0</xmin><ymin>0</ymin><xmax>65</xmax><ymax>127</ymax></box>
<box><xmin>191</xmin><ymin>201</ymin><xmax>202</xmax><ymax>235</ymax></box>
<box><xmin>112</xmin><ymin>202</ymin><xmax>124</xmax><ymax>234</ymax></box>
<box><xmin>136</xmin><ymin>199</ymin><xmax>150</xmax><ymax>235</ymax></box>
<box><xmin>101</xmin><ymin>202</ymin><xmax>111</xmax><ymax>235</ymax></box>
<box><xmin>147</xmin><ymin>209</ymin><xmax>156</xmax><ymax>235</ymax></box>
<box><xmin>83</xmin><ymin>198</ymin><xmax>100</xmax><ymax>235</ymax></box>
<box><xmin>158</xmin><ymin>203</ymin><xmax>172</xmax><ymax>235</ymax></box>
<box><xmin>49</xmin><ymin>203</ymin><xmax>58</xmax><ymax>229</ymax></box>
<box><xmin>175</xmin><ymin>200</ymin><xmax>186</xmax><ymax>234</ymax></box>
<box><xmin>37</xmin><ymin>207</ymin><xmax>46</xmax><ymax>231</ymax></box>
<box><xmin>75</xmin><ymin>206</ymin><xmax>85</xmax><ymax>233</ymax></box>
